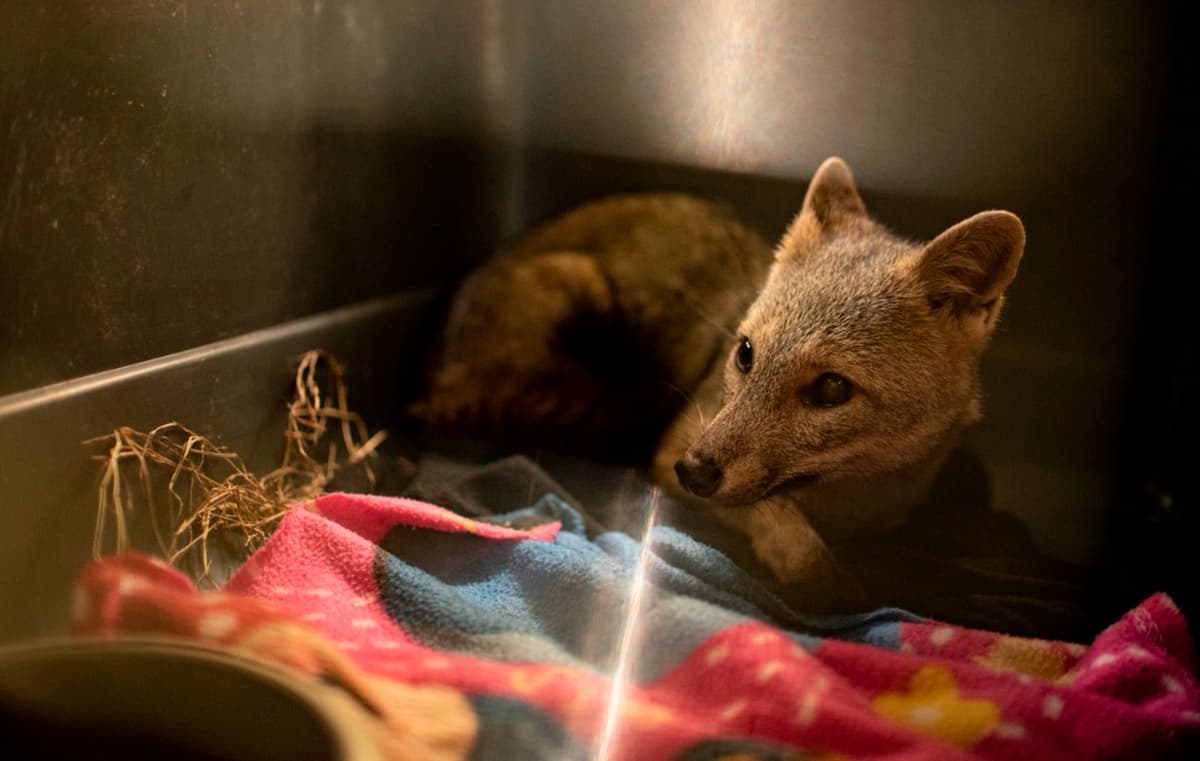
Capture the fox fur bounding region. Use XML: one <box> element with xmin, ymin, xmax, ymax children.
<box><xmin>414</xmin><ymin>158</ymin><xmax>1025</xmax><ymax>610</ymax></box>
<box><xmin>411</xmin><ymin>194</ymin><xmax>774</xmax><ymax>459</ymax></box>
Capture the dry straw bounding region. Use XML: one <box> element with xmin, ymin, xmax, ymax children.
<box><xmin>90</xmin><ymin>350</ymin><xmax>387</xmax><ymax>584</ymax></box>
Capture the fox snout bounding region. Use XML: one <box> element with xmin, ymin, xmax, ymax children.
<box><xmin>675</xmin><ymin>453</ymin><xmax>723</xmax><ymax>498</ymax></box>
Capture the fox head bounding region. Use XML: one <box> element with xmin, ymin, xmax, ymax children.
<box><xmin>675</xmin><ymin>157</ymin><xmax>1024</xmax><ymax>508</ymax></box>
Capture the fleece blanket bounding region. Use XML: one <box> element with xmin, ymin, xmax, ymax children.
<box><xmin>73</xmin><ymin>492</ymin><xmax>1200</xmax><ymax>760</ymax></box>
<box><xmin>388</xmin><ymin>450</ymin><xmax>1118</xmax><ymax>640</ymax></box>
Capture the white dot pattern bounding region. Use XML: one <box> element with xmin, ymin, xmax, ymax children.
<box><xmin>929</xmin><ymin>627</ymin><xmax>955</xmax><ymax>646</ymax></box>
<box><xmin>705</xmin><ymin>643</ymin><xmax>729</xmax><ymax>666</ymax></box>
<box><xmin>1043</xmin><ymin>694</ymin><xmax>1064</xmax><ymax>719</ymax></box>
<box><xmin>197</xmin><ymin>611</ymin><xmax>236</xmax><ymax>640</ymax></box>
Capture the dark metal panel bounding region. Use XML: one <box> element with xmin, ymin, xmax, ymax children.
<box><xmin>517</xmin><ymin>1</ymin><xmax>1159</xmax><ymax>203</ymax></box>
<box><xmin>0</xmin><ymin>1</ymin><xmax>507</xmax><ymax>395</ymax></box>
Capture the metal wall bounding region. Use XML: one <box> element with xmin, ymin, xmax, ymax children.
<box><xmin>1</xmin><ymin>1</ymin><xmax>1167</xmax><ymax>390</ymax></box>
<box><xmin>1</xmin><ymin>0</ymin><xmax>516</xmax><ymax>395</ymax></box>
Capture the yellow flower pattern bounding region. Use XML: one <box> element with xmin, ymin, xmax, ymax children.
<box><xmin>873</xmin><ymin>666</ymin><xmax>999</xmax><ymax>747</ymax></box>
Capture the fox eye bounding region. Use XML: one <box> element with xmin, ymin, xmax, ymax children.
<box><xmin>811</xmin><ymin>373</ymin><xmax>853</xmax><ymax>407</ymax></box>
<box><xmin>734</xmin><ymin>337</ymin><xmax>754</xmax><ymax>373</ymax></box>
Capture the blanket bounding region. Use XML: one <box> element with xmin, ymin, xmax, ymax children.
<box><xmin>73</xmin><ymin>492</ymin><xmax>1200</xmax><ymax>760</ymax></box>
<box><xmin>387</xmin><ymin>449</ymin><xmax>1121</xmax><ymax>640</ymax></box>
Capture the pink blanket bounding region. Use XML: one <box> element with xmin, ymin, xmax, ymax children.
<box><xmin>73</xmin><ymin>492</ymin><xmax>1200</xmax><ymax>759</ymax></box>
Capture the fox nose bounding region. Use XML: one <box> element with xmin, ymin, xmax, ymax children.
<box><xmin>675</xmin><ymin>455</ymin><xmax>723</xmax><ymax>498</ymax></box>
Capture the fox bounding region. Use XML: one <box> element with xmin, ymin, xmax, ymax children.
<box><xmin>413</xmin><ymin>157</ymin><xmax>1025</xmax><ymax>610</ymax></box>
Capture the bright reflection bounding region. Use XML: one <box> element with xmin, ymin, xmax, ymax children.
<box><xmin>593</xmin><ymin>487</ymin><xmax>662</xmax><ymax>761</ymax></box>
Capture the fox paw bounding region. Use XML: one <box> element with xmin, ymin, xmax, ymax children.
<box><xmin>750</xmin><ymin>530</ymin><xmax>825</xmax><ymax>585</ymax></box>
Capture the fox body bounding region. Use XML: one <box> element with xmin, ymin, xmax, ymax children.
<box><xmin>416</xmin><ymin>158</ymin><xmax>1025</xmax><ymax>609</ymax></box>
<box><xmin>413</xmin><ymin>194</ymin><xmax>774</xmax><ymax>458</ymax></box>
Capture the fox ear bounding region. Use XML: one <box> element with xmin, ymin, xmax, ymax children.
<box><xmin>778</xmin><ymin>157</ymin><xmax>867</xmax><ymax>259</ymax></box>
<box><xmin>917</xmin><ymin>210</ymin><xmax>1025</xmax><ymax>321</ymax></box>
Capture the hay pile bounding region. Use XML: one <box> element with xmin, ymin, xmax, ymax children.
<box><xmin>91</xmin><ymin>350</ymin><xmax>387</xmax><ymax>584</ymax></box>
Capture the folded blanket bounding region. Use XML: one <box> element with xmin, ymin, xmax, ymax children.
<box><xmin>74</xmin><ymin>492</ymin><xmax>1200</xmax><ymax>760</ymax></box>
